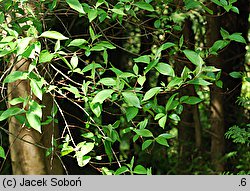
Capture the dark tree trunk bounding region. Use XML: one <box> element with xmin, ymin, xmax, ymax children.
<box><xmin>206</xmin><ymin>3</ymin><xmax>226</xmax><ymax>173</ymax></box>
<box><xmin>220</xmin><ymin>0</ymin><xmax>249</xmax><ymax>172</ymax></box>
<box><xmin>206</xmin><ymin>0</ymin><xmax>249</xmax><ymax>172</ymax></box>
<box><xmin>177</xmin><ymin>18</ymin><xmax>203</xmax><ymax>173</ymax></box>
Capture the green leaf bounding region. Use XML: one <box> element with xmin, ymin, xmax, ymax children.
<box><xmin>220</xmin><ymin>28</ymin><xmax>230</xmax><ymax>39</ymax></box>
<box><xmin>77</xmin><ymin>142</ymin><xmax>95</xmax><ymax>156</ymax></box>
<box><xmin>165</xmin><ymin>93</ymin><xmax>178</xmax><ymax>111</ymax></box>
<box><xmin>142</xmin><ymin>87</ymin><xmax>161</xmax><ymax>101</ymax></box>
<box><xmin>158</xmin><ymin>115</ymin><xmax>167</xmax><ymax>129</ymax></box>
<box><xmin>209</xmin><ymin>40</ymin><xmax>229</xmax><ymax>53</ymax></box>
<box><xmin>89</xmin><ymin>26</ymin><xmax>96</xmax><ymax>42</ymax></box>
<box><xmin>228</xmin><ymin>33</ymin><xmax>246</xmax><ymax>44</ymax></box>
<box><xmin>134</xmin><ymin>1</ymin><xmax>154</xmax><ymax>12</ymax></box>
<box><xmin>99</xmin><ymin>11</ymin><xmax>108</xmax><ymax>23</ymax></box>
<box><xmin>95</xmin><ymin>41</ymin><xmax>116</xmax><ymax>49</ymax></box>
<box><xmin>144</xmin><ymin>59</ymin><xmax>159</xmax><ymax>74</ymax></box>
<box><xmin>158</xmin><ymin>133</ymin><xmax>175</xmax><ymax>139</ymax></box>
<box><xmin>54</xmin><ymin>40</ymin><xmax>60</xmax><ymax>52</ymax></box>
<box><xmin>229</xmin><ymin>0</ymin><xmax>237</xmax><ymax>3</ymax></box>
<box><xmin>142</xmin><ymin>139</ymin><xmax>153</xmax><ymax>150</ymax></box>
<box><xmin>8</xmin><ymin>97</ymin><xmax>25</xmax><ymax>105</ymax></box>
<box><xmin>30</xmin><ymin>79</ymin><xmax>43</xmax><ymax>100</ymax></box>
<box><xmin>90</xmin><ymin>45</ymin><xmax>105</xmax><ymax>51</ymax></box>
<box><xmin>48</xmin><ymin>0</ymin><xmax>58</xmax><ymax>10</ymax></box>
<box><xmin>167</xmin><ymin>100</ymin><xmax>179</xmax><ymax>111</ymax></box>
<box><xmin>70</xmin><ymin>53</ymin><xmax>79</xmax><ymax>69</ymax></box>
<box><xmin>134</xmin><ymin>129</ymin><xmax>153</xmax><ymax>137</ymax></box>
<box><xmin>154</xmin><ymin>113</ymin><xmax>165</xmax><ymax>120</ymax></box>
<box><xmin>167</xmin><ymin>77</ymin><xmax>183</xmax><ymax>89</ymax></box>
<box><xmin>138</xmin><ymin>75</ymin><xmax>146</xmax><ymax>86</ymax></box>
<box><xmin>114</xmin><ymin>166</ymin><xmax>129</xmax><ymax>175</ymax></box>
<box><xmin>39</xmin><ymin>50</ymin><xmax>54</xmax><ymax>63</ymax></box>
<box><xmin>92</xmin><ymin>89</ymin><xmax>114</xmax><ymax>104</ymax></box>
<box><xmin>184</xmin><ymin>0</ymin><xmax>200</xmax><ymax>9</ymax></box>
<box><xmin>179</xmin><ymin>35</ymin><xmax>184</xmax><ymax>48</ymax></box>
<box><xmin>88</xmin><ymin>9</ymin><xmax>98</xmax><ymax>22</ymax></box>
<box><xmin>0</xmin><ymin>12</ymin><xmax>4</xmax><ymax>24</ymax></box>
<box><xmin>187</xmin><ymin>78</ymin><xmax>212</xmax><ymax>86</ymax></box>
<box><xmin>119</xmin><ymin>72</ymin><xmax>136</xmax><ymax>78</ymax></box>
<box><xmin>0</xmin><ymin>107</ymin><xmax>24</xmax><ymax>121</ymax></box>
<box><xmin>169</xmin><ymin>113</ymin><xmax>180</xmax><ymax>121</ymax></box>
<box><xmin>122</xmin><ymin>92</ymin><xmax>141</xmax><ymax>108</ymax></box>
<box><xmin>133</xmin><ymin>64</ymin><xmax>139</xmax><ymax>75</ymax></box>
<box><xmin>183</xmin><ymin>50</ymin><xmax>204</xmax><ymax>66</ymax></box>
<box><xmin>62</xmin><ymin>85</ymin><xmax>81</xmax><ymax>98</ymax></box>
<box><xmin>138</xmin><ymin>118</ymin><xmax>148</xmax><ymax>129</ymax></box>
<box><xmin>0</xmin><ymin>146</ymin><xmax>6</xmax><ymax>159</ymax></box>
<box><xmin>245</xmin><ymin>77</ymin><xmax>250</xmax><ymax>83</ymax></box>
<box><xmin>103</xmin><ymin>49</ymin><xmax>108</xmax><ymax>64</ymax></box>
<box><xmin>66</xmin><ymin>0</ymin><xmax>85</xmax><ymax>14</ymax></box>
<box><xmin>40</xmin><ymin>31</ymin><xmax>68</xmax><ymax>40</ymax></box>
<box><xmin>101</xmin><ymin>167</ymin><xmax>114</xmax><ymax>175</ymax></box>
<box><xmin>133</xmin><ymin>55</ymin><xmax>150</xmax><ymax>64</ymax></box>
<box><xmin>126</xmin><ymin>107</ymin><xmax>139</xmax><ymax>122</ymax></box>
<box><xmin>133</xmin><ymin>134</ymin><xmax>139</xmax><ymax>142</ymax></box>
<box><xmin>159</xmin><ymin>42</ymin><xmax>175</xmax><ymax>51</ymax></box>
<box><xmin>0</xmin><ymin>49</ymin><xmax>13</xmax><ymax>58</ymax></box>
<box><xmin>96</xmin><ymin>0</ymin><xmax>105</xmax><ymax>7</ymax></box>
<box><xmin>104</xmin><ymin>140</ymin><xmax>113</xmax><ymax>162</ymax></box>
<box><xmin>57</xmin><ymin>55</ymin><xmax>72</xmax><ymax>69</ymax></box>
<box><xmin>200</xmin><ymin>2</ymin><xmax>213</xmax><ymax>14</ymax></box>
<box><xmin>68</xmin><ymin>39</ymin><xmax>88</xmax><ymax>47</ymax></box>
<box><xmin>90</xmin><ymin>102</ymin><xmax>102</xmax><ymax>117</ymax></box>
<box><xmin>216</xmin><ymin>80</ymin><xmax>223</xmax><ymax>88</ymax></box>
<box><xmin>182</xmin><ymin>96</ymin><xmax>202</xmax><ymax>105</ymax></box>
<box><xmin>16</xmin><ymin>37</ymin><xmax>33</xmax><ymax>56</ymax></box>
<box><xmin>99</xmin><ymin>78</ymin><xmax>116</xmax><ymax>86</ymax></box>
<box><xmin>76</xmin><ymin>155</ymin><xmax>91</xmax><ymax>167</ymax></box>
<box><xmin>130</xmin><ymin>156</ymin><xmax>135</xmax><ymax>169</ymax></box>
<box><xmin>29</xmin><ymin>100</ymin><xmax>42</xmax><ymax>119</ymax></box>
<box><xmin>155</xmin><ymin>136</ymin><xmax>169</xmax><ymax>147</ymax></box>
<box><xmin>155</xmin><ymin>62</ymin><xmax>175</xmax><ymax>76</ymax></box>
<box><xmin>220</xmin><ymin>0</ymin><xmax>228</xmax><ymax>6</ymax></box>
<box><xmin>26</xmin><ymin>111</ymin><xmax>41</xmax><ymax>133</ymax></box>
<box><xmin>82</xmin><ymin>63</ymin><xmax>103</xmax><ymax>73</ymax></box>
<box><xmin>3</xmin><ymin>71</ymin><xmax>28</xmax><ymax>83</ymax></box>
<box><xmin>212</xmin><ymin>0</ymin><xmax>222</xmax><ymax>6</ymax></box>
<box><xmin>111</xmin><ymin>8</ymin><xmax>126</xmax><ymax>16</ymax></box>
<box><xmin>180</xmin><ymin>95</ymin><xmax>189</xmax><ymax>103</ymax></box>
<box><xmin>231</xmin><ymin>6</ymin><xmax>239</xmax><ymax>14</ymax></box>
<box><xmin>154</xmin><ymin>19</ymin><xmax>161</xmax><ymax>28</ymax></box>
<box><xmin>41</xmin><ymin>117</ymin><xmax>53</xmax><ymax>126</ymax></box>
<box><xmin>202</xmin><ymin>66</ymin><xmax>221</xmax><ymax>73</ymax></box>
<box><xmin>134</xmin><ymin>165</ymin><xmax>147</xmax><ymax>174</ymax></box>
<box><xmin>61</xmin><ymin>146</ymin><xmax>74</xmax><ymax>156</ymax></box>
<box><xmin>81</xmin><ymin>132</ymin><xmax>95</xmax><ymax>139</ymax></box>
<box><xmin>229</xmin><ymin>71</ymin><xmax>242</xmax><ymax>78</ymax></box>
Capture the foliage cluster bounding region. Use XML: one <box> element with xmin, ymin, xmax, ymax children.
<box><xmin>0</xmin><ymin>0</ymin><xmax>248</xmax><ymax>174</ymax></box>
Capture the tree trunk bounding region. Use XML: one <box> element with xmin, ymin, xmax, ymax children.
<box><xmin>177</xmin><ymin>18</ymin><xmax>203</xmax><ymax>173</ymax></box>
<box><xmin>219</xmin><ymin>0</ymin><xmax>249</xmax><ymax>172</ymax></box>
<box><xmin>206</xmin><ymin>3</ymin><xmax>226</xmax><ymax>172</ymax></box>
<box><xmin>206</xmin><ymin>0</ymin><xmax>249</xmax><ymax>173</ymax></box>
<box><xmin>7</xmin><ymin>58</ymin><xmax>63</xmax><ymax>174</ymax></box>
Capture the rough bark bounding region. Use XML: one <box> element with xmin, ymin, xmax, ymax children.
<box><xmin>7</xmin><ymin>58</ymin><xmax>63</xmax><ymax>174</ymax></box>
